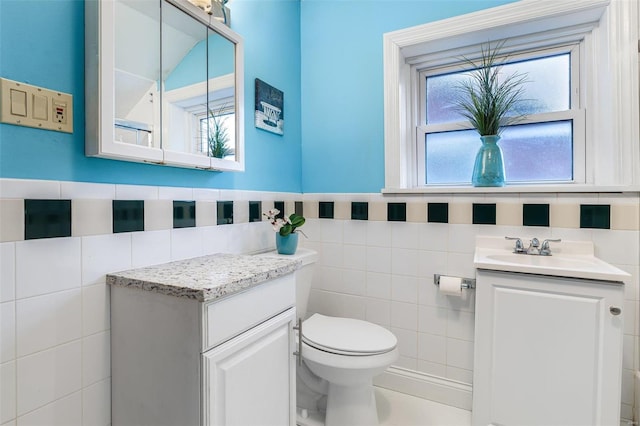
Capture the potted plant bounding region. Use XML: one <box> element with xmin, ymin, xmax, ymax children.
<box><xmin>453</xmin><ymin>42</ymin><xmax>528</xmax><ymax>187</ymax></box>
<box><xmin>263</xmin><ymin>208</ymin><xmax>306</xmax><ymax>255</ymax></box>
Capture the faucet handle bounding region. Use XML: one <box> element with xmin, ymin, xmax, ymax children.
<box><xmin>530</xmin><ymin>237</ymin><xmax>540</xmax><ymax>248</ymax></box>
<box><xmin>505</xmin><ymin>236</ymin><xmax>525</xmax><ymax>253</ymax></box>
<box><xmin>540</xmin><ymin>238</ymin><xmax>561</xmax><ymax>255</ymax></box>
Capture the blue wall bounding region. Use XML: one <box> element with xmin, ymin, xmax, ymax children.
<box><xmin>0</xmin><ymin>0</ymin><xmax>520</xmax><ymax>193</ymax></box>
<box><xmin>299</xmin><ymin>0</ymin><xmax>517</xmax><ymax>193</ymax></box>
<box><xmin>0</xmin><ymin>0</ymin><xmax>302</xmax><ymax>192</ymax></box>
<box><xmin>165</xmin><ymin>34</ymin><xmax>235</xmax><ymax>91</ymax></box>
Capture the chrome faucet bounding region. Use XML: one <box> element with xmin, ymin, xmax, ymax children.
<box><xmin>505</xmin><ymin>236</ymin><xmax>525</xmax><ymax>254</ymax></box>
<box><xmin>505</xmin><ymin>237</ymin><xmax>561</xmax><ymax>255</ymax></box>
<box><xmin>540</xmin><ymin>238</ymin><xmax>561</xmax><ymax>256</ymax></box>
<box><xmin>526</xmin><ymin>238</ymin><xmax>540</xmax><ymax>255</ymax></box>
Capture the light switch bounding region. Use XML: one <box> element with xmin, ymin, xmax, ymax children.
<box><xmin>33</xmin><ymin>93</ymin><xmax>48</xmax><ymax>120</ymax></box>
<box><xmin>10</xmin><ymin>89</ymin><xmax>27</xmax><ymax>117</ymax></box>
<box><xmin>0</xmin><ymin>77</ymin><xmax>72</xmax><ymax>133</ymax></box>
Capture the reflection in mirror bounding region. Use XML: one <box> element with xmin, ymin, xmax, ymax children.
<box><xmin>162</xmin><ymin>1</ymin><xmax>209</xmax><ymax>158</ymax></box>
<box><xmin>114</xmin><ymin>0</ymin><xmax>161</xmax><ymax>148</ymax></box>
<box><xmin>206</xmin><ymin>27</ymin><xmax>236</xmax><ymax>161</ymax></box>
<box><xmin>161</xmin><ymin>1</ymin><xmax>237</xmax><ymax>163</ymax></box>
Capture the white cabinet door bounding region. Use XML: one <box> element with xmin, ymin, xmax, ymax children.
<box><xmin>472</xmin><ymin>270</ymin><xmax>624</xmax><ymax>426</ymax></box>
<box><xmin>202</xmin><ymin>308</ymin><xmax>296</xmax><ymax>426</ymax></box>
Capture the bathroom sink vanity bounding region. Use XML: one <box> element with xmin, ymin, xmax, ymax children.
<box><xmin>472</xmin><ymin>237</ymin><xmax>629</xmax><ymax>426</ymax></box>
<box><xmin>107</xmin><ymin>254</ymin><xmax>301</xmax><ymax>426</ymax></box>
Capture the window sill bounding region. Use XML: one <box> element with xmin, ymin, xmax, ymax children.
<box><xmin>381</xmin><ymin>184</ymin><xmax>640</xmax><ymax>195</ymax></box>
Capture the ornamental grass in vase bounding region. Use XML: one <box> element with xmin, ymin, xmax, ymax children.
<box><xmin>453</xmin><ymin>42</ymin><xmax>528</xmax><ymax>187</ymax></box>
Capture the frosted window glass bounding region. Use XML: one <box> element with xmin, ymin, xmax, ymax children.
<box><xmin>425</xmin><ymin>121</ymin><xmax>573</xmax><ymax>184</ymax></box>
<box><xmin>426</xmin><ymin>54</ymin><xmax>570</xmax><ymax>125</ymax></box>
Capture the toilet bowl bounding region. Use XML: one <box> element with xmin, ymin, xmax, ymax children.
<box><xmin>257</xmin><ymin>248</ymin><xmax>398</xmax><ymax>426</ymax></box>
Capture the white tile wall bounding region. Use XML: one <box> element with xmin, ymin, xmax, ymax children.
<box><xmin>82</xmin><ymin>233</ymin><xmax>132</xmax><ymax>286</ymax></box>
<box><xmin>1</xmin><ymin>361</ymin><xmax>16</xmax><ymax>423</ymax></box>
<box><xmin>1</xmin><ymin>301</ymin><xmax>15</xmax><ymax>363</ymax></box>
<box><xmin>82</xmin><ymin>331</ymin><xmax>110</xmax><ymax>387</ymax></box>
<box><xmin>15</xmin><ymin>238</ymin><xmax>81</xmax><ymax>299</ymax></box>
<box><xmin>0</xmin><ymin>180</ymin><xmax>281</xmax><ymax>425</ymax></box>
<box><xmin>82</xmin><ymin>379</ymin><xmax>110</xmax><ymax>426</ymax></box>
<box><xmin>1</xmin><ymin>180</ymin><xmax>638</xmax><ymax>424</ymax></box>
<box><xmin>16</xmin><ymin>391</ymin><xmax>82</xmax><ymax>426</ymax></box>
<box><xmin>82</xmin><ymin>284</ymin><xmax>110</xmax><ymax>337</ymax></box>
<box><xmin>16</xmin><ymin>340</ymin><xmax>82</xmax><ymax>416</ymax></box>
<box><xmin>0</xmin><ymin>243</ymin><xmax>15</xmax><ymax>302</ymax></box>
<box><xmin>302</xmin><ymin>191</ymin><xmax>640</xmax><ymax>420</ymax></box>
<box><xmin>16</xmin><ymin>289</ymin><xmax>82</xmax><ymax>357</ymax></box>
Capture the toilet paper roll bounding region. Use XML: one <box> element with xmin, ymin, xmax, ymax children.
<box><xmin>439</xmin><ymin>276</ymin><xmax>463</xmax><ymax>297</ymax></box>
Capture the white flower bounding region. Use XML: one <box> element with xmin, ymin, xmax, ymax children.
<box><xmin>271</xmin><ymin>218</ymin><xmax>285</xmax><ymax>232</ymax></box>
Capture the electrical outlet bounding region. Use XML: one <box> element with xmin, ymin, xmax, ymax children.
<box><xmin>0</xmin><ymin>77</ymin><xmax>73</xmax><ymax>133</ymax></box>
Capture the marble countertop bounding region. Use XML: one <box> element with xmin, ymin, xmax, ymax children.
<box><xmin>106</xmin><ymin>253</ymin><xmax>301</xmax><ymax>302</ymax></box>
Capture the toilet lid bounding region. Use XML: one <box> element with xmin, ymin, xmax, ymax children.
<box><xmin>302</xmin><ymin>314</ymin><xmax>397</xmax><ymax>355</ymax></box>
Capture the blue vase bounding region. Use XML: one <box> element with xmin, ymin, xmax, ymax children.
<box><xmin>276</xmin><ymin>232</ymin><xmax>299</xmax><ymax>255</ymax></box>
<box><xmin>472</xmin><ymin>135</ymin><xmax>505</xmax><ymax>187</ymax></box>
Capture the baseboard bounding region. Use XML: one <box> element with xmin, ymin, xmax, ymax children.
<box><xmin>373</xmin><ymin>366</ymin><xmax>472</xmax><ymax>411</ymax></box>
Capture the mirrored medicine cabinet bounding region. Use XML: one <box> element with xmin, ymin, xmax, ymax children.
<box><xmin>86</xmin><ymin>0</ymin><xmax>244</xmax><ymax>171</ymax></box>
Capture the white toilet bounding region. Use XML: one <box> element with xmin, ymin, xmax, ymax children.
<box><xmin>259</xmin><ymin>248</ymin><xmax>399</xmax><ymax>426</ymax></box>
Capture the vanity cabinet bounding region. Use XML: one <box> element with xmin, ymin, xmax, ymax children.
<box><xmin>472</xmin><ymin>269</ymin><xmax>624</xmax><ymax>426</ymax></box>
<box><xmin>110</xmin><ymin>272</ymin><xmax>297</xmax><ymax>426</ymax></box>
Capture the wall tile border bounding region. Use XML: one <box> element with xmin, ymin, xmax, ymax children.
<box><xmin>0</xmin><ymin>179</ymin><xmax>637</xmax><ymax>243</ymax></box>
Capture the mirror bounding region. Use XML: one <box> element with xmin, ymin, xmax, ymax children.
<box><xmin>114</xmin><ymin>0</ymin><xmax>161</xmax><ymax>149</ymax></box>
<box><xmin>87</xmin><ymin>0</ymin><xmax>244</xmax><ymax>171</ymax></box>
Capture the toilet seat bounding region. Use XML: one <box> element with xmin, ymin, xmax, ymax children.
<box><xmin>302</xmin><ymin>314</ymin><xmax>397</xmax><ymax>356</ymax></box>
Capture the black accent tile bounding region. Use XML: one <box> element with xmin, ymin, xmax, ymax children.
<box><xmin>24</xmin><ymin>199</ymin><xmax>71</xmax><ymax>240</ymax></box>
<box><xmin>319</xmin><ymin>202</ymin><xmax>334</xmax><ymax>219</ymax></box>
<box><xmin>351</xmin><ymin>202</ymin><xmax>369</xmax><ymax>221</ymax></box>
<box><xmin>217</xmin><ymin>201</ymin><xmax>234</xmax><ymax>225</ymax></box>
<box><xmin>112</xmin><ymin>200</ymin><xmax>144</xmax><ymax>234</ymax></box>
<box><xmin>274</xmin><ymin>201</ymin><xmax>285</xmax><ymax>219</ymax></box>
<box><xmin>173</xmin><ymin>201</ymin><xmax>196</xmax><ymax>229</ymax></box>
<box><xmin>472</xmin><ymin>203</ymin><xmax>496</xmax><ymax>225</ymax></box>
<box><xmin>249</xmin><ymin>201</ymin><xmax>262</xmax><ymax>223</ymax></box>
<box><xmin>427</xmin><ymin>203</ymin><xmax>448</xmax><ymax>223</ymax></box>
<box><xmin>523</xmin><ymin>204</ymin><xmax>550</xmax><ymax>227</ymax></box>
<box><xmin>580</xmin><ymin>204</ymin><xmax>610</xmax><ymax>229</ymax></box>
<box><xmin>295</xmin><ymin>201</ymin><xmax>304</xmax><ymax>217</ymax></box>
<box><xmin>387</xmin><ymin>203</ymin><xmax>406</xmax><ymax>222</ymax></box>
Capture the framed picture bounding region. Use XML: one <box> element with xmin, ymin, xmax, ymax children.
<box><xmin>255</xmin><ymin>78</ymin><xmax>284</xmax><ymax>135</ymax></box>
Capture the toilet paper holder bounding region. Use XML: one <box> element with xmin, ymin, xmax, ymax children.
<box><xmin>433</xmin><ymin>274</ymin><xmax>476</xmax><ymax>289</ymax></box>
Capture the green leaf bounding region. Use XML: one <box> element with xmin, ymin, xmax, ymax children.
<box><xmin>279</xmin><ymin>223</ymin><xmax>292</xmax><ymax>236</ymax></box>
<box><xmin>289</xmin><ymin>214</ymin><xmax>305</xmax><ymax>228</ymax></box>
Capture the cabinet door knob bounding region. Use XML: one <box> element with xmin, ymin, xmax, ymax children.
<box><xmin>610</xmin><ymin>306</ymin><xmax>622</xmax><ymax>316</ymax></box>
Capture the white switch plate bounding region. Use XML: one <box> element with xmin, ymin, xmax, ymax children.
<box><xmin>0</xmin><ymin>77</ymin><xmax>73</xmax><ymax>133</ymax></box>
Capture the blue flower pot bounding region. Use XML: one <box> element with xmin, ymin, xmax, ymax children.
<box><xmin>276</xmin><ymin>232</ymin><xmax>299</xmax><ymax>255</ymax></box>
<box><xmin>472</xmin><ymin>135</ymin><xmax>505</xmax><ymax>187</ymax></box>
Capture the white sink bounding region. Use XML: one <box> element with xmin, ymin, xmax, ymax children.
<box><xmin>485</xmin><ymin>253</ymin><xmax>599</xmax><ymax>270</ymax></box>
<box><xmin>475</xmin><ymin>237</ymin><xmax>630</xmax><ymax>282</ymax></box>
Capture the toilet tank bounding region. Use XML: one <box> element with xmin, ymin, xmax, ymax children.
<box><xmin>255</xmin><ymin>248</ymin><xmax>317</xmax><ymax>320</ymax></box>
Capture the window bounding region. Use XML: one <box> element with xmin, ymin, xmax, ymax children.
<box><xmin>417</xmin><ymin>47</ymin><xmax>584</xmax><ymax>185</ymax></box>
<box><xmin>198</xmin><ymin>108</ymin><xmax>236</xmax><ymax>159</ymax></box>
<box><xmin>383</xmin><ymin>0</ymin><xmax>640</xmax><ymax>192</ymax></box>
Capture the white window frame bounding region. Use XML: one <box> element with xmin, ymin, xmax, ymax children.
<box><xmin>383</xmin><ymin>0</ymin><xmax>640</xmax><ymax>193</ymax></box>
<box><xmin>416</xmin><ymin>44</ymin><xmax>585</xmax><ymax>186</ymax></box>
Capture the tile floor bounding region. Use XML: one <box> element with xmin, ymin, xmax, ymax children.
<box><xmin>300</xmin><ymin>386</ymin><xmax>636</xmax><ymax>426</ymax></box>
<box><xmin>375</xmin><ymin>387</ymin><xmax>471</xmax><ymax>426</ymax></box>
<box><xmin>297</xmin><ymin>386</ymin><xmax>471</xmax><ymax>426</ymax></box>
